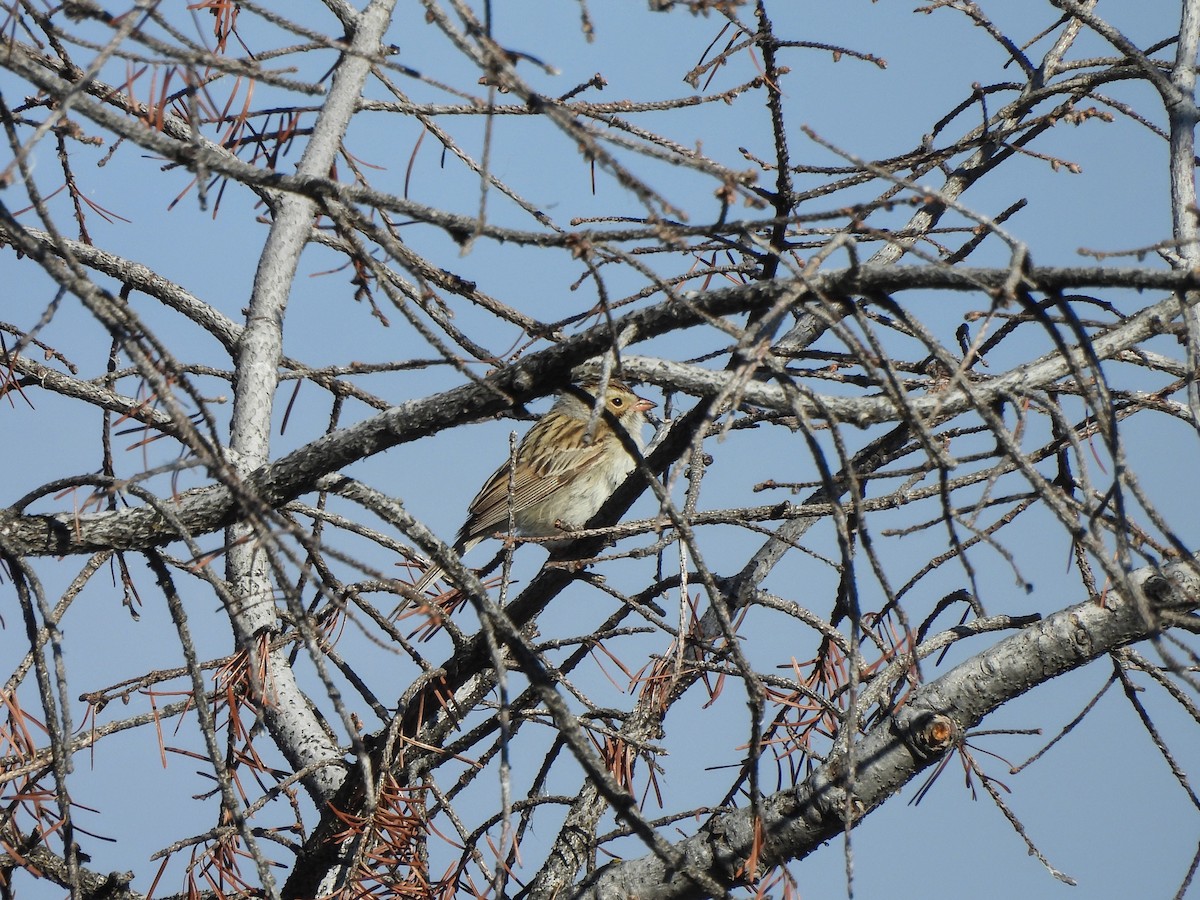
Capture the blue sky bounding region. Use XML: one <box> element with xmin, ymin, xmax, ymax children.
<box><xmin>1</xmin><ymin>2</ymin><xmax>1196</xmax><ymax>898</ymax></box>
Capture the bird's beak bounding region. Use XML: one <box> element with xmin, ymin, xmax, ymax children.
<box><xmin>634</xmin><ymin>395</ymin><xmax>656</xmax><ymax>413</ymax></box>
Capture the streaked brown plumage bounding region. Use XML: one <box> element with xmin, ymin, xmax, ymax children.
<box><xmin>395</xmin><ymin>380</ymin><xmax>653</xmax><ymax>615</ymax></box>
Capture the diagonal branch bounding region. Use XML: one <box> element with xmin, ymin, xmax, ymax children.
<box><xmin>568</xmin><ymin>559</ymin><xmax>1200</xmax><ymax>900</ymax></box>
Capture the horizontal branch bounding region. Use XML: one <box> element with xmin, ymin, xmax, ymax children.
<box><xmin>0</xmin><ymin>264</ymin><xmax>1194</xmax><ymax>557</ymax></box>
<box><xmin>569</xmin><ymin>558</ymin><xmax>1200</xmax><ymax>900</ymax></box>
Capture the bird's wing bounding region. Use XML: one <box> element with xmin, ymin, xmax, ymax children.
<box><xmin>459</xmin><ymin>430</ymin><xmax>612</xmax><ymax>544</ymax></box>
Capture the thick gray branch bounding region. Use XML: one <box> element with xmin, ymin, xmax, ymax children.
<box><xmin>222</xmin><ymin>0</ymin><xmax>400</xmax><ymax>812</ymax></box>
<box><xmin>567</xmin><ymin>561</ymin><xmax>1200</xmax><ymax>900</ymax></box>
<box><xmin>0</xmin><ymin>265</ymin><xmax>1195</xmax><ymax>558</ymax></box>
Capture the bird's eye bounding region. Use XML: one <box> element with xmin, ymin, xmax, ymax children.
<box><xmin>611</xmin><ymin>397</ymin><xmax>624</xmax><ymax>407</ymax></box>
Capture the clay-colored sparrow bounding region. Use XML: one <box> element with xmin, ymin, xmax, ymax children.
<box><xmin>399</xmin><ymin>380</ymin><xmax>654</xmax><ymax>609</ymax></box>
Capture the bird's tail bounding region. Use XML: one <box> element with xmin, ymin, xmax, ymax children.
<box><xmin>390</xmin><ymin>539</ymin><xmax>473</xmax><ymax>619</ymax></box>
<box><xmin>389</xmin><ymin>564</ymin><xmax>444</xmax><ymax>620</ymax></box>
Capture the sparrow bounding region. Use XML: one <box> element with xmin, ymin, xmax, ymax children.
<box><xmin>397</xmin><ymin>380</ymin><xmax>654</xmax><ymax>613</ymax></box>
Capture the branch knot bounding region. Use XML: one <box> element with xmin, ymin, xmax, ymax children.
<box><xmin>893</xmin><ymin>709</ymin><xmax>958</xmax><ymax>761</ymax></box>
